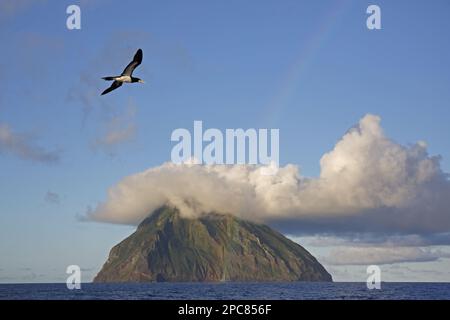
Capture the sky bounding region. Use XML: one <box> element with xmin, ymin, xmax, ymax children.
<box><xmin>1</xmin><ymin>0</ymin><xmax>450</xmax><ymax>283</ymax></box>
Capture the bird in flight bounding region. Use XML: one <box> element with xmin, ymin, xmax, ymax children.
<box><xmin>101</xmin><ymin>49</ymin><xmax>144</xmax><ymax>95</ymax></box>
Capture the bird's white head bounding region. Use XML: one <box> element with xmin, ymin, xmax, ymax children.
<box><xmin>138</xmin><ymin>79</ymin><xmax>145</xmax><ymax>84</ymax></box>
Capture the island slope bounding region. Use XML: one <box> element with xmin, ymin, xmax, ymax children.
<box><xmin>94</xmin><ymin>206</ymin><xmax>332</xmax><ymax>282</ymax></box>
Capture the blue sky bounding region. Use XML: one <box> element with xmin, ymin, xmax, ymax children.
<box><xmin>1</xmin><ymin>0</ymin><xmax>450</xmax><ymax>283</ymax></box>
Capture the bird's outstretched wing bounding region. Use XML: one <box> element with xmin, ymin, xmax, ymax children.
<box><xmin>121</xmin><ymin>49</ymin><xmax>143</xmax><ymax>76</ymax></box>
<box><xmin>101</xmin><ymin>81</ymin><xmax>123</xmax><ymax>95</ymax></box>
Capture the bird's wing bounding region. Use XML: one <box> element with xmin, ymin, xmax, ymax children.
<box><xmin>101</xmin><ymin>81</ymin><xmax>123</xmax><ymax>95</ymax></box>
<box><xmin>121</xmin><ymin>49</ymin><xmax>143</xmax><ymax>76</ymax></box>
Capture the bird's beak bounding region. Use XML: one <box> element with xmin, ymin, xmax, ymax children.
<box><xmin>138</xmin><ymin>79</ymin><xmax>145</xmax><ymax>84</ymax></box>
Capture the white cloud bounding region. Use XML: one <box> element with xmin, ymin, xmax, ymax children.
<box><xmin>85</xmin><ymin>114</ymin><xmax>450</xmax><ymax>234</ymax></box>
<box><xmin>97</xmin><ymin>124</ymin><xmax>135</xmax><ymax>147</ymax></box>
<box><xmin>93</xmin><ymin>102</ymin><xmax>137</xmax><ymax>152</ymax></box>
<box><xmin>0</xmin><ymin>123</ymin><xmax>60</xmax><ymax>164</ymax></box>
<box><xmin>323</xmin><ymin>246</ymin><xmax>450</xmax><ymax>265</ymax></box>
<box><xmin>0</xmin><ymin>0</ymin><xmax>45</xmax><ymax>22</ymax></box>
<box><xmin>292</xmin><ymin>233</ymin><xmax>450</xmax><ymax>248</ymax></box>
<box><xmin>44</xmin><ymin>191</ymin><xmax>60</xmax><ymax>204</ymax></box>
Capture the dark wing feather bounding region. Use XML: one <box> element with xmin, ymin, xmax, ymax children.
<box><xmin>101</xmin><ymin>81</ymin><xmax>123</xmax><ymax>95</ymax></box>
<box><xmin>121</xmin><ymin>49</ymin><xmax>143</xmax><ymax>76</ymax></box>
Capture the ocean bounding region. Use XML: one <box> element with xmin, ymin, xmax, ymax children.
<box><xmin>1</xmin><ymin>282</ymin><xmax>450</xmax><ymax>300</ymax></box>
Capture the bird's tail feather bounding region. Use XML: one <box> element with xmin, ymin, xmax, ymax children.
<box><xmin>102</xmin><ymin>76</ymin><xmax>115</xmax><ymax>81</ymax></box>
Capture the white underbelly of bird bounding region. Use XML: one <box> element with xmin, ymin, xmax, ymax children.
<box><xmin>101</xmin><ymin>48</ymin><xmax>144</xmax><ymax>95</ymax></box>
<box><xmin>114</xmin><ymin>75</ymin><xmax>132</xmax><ymax>83</ymax></box>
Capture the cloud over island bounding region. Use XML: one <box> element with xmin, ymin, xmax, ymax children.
<box><xmin>85</xmin><ymin>114</ymin><xmax>450</xmax><ymax>235</ymax></box>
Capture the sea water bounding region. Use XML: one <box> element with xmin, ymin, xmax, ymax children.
<box><xmin>1</xmin><ymin>282</ymin><xmax>450</xmax><ymax>300</ymax></box>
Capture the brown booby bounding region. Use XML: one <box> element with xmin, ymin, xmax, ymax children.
<box><xmin>101</xmin><ymin>49</ymin><xmax>144</xmax><ymax>95</ymax></box>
